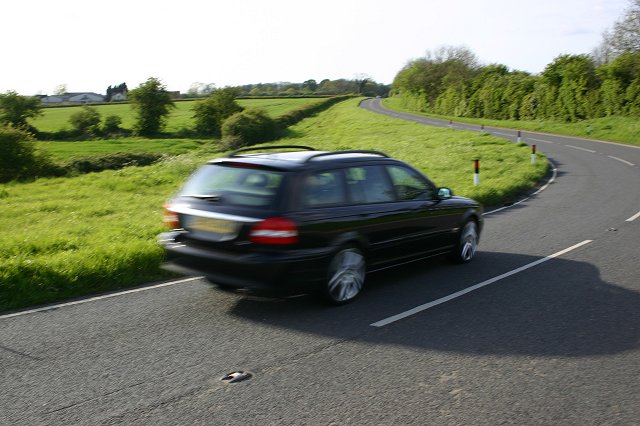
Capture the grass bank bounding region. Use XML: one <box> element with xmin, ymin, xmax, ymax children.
<box><xmin>383</xmin><ymin>97</ymin><xmax>640</xmax><ymax>147</ymax></box>
<box><xmin>281</xmin><ymin>98</ymin><xmax>548</xmax><ymax>206</ymax></box>
<box><xmin>1</xmin><ymin>98</ymin><xmax>547</xmax><ymax>312</ymax></box>
<box><xmin>37</xmin><ymin>138</ymin><xmax>210</xmax><ymax>163</ymax></box>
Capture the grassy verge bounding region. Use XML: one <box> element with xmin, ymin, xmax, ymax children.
<box><xmin>383</xmin><ymin>97</ymin><xmax>640</xmax><ymax>147</ymax></box>
<box><xmin>282</xmin><ymin>98</ymin><xmax>548</xmax><ymax>206</ymax></box>
<box><xmin>0</xmin><ymin>153</ymin><xmax>205</xmax><ymax>312</ymax></box>
<box><xmin>37</xmin><ymin>138</ymin><xmax>210</xmax><ymax>163</ymax></box>
<box><xmin>1</xmin><ymin>98</ymin><xmax>547</xmax><ymax>312</ymax></box>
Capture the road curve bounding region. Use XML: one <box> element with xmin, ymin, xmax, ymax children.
<box><xmin>1</xmin><ymin>99</ymin><xmax>639</xmax><ymax>425</ymax></box>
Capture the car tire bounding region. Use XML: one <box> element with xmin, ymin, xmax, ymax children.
<box><xmin>450</xmin><ymin>220</ymin><xmax>478</xmax><ymax>264</ymax></box>
<box><xmin>322</xmin><ymin>247</ymin><xmax>366</xmax><ymax>304</ymax></box>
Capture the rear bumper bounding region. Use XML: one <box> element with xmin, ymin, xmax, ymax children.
<box><xmin>159</xmin><ymin>232</ymin><xmax>331</xmax><ymax>296</ymax></box>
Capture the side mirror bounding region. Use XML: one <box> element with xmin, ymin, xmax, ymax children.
<box><xmin>437</xmin><ymin>187</ymin><xmax>453</xmax><ymax>199</ymax></box>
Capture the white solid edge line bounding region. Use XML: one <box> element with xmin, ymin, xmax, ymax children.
<box><xmin>483</xmin><ymin>160</ymin><xmax>558</xmax><ymax>216</ymax></box>
<box><xmin>627</xmin><ymin>211</ymin><xmax>640</xmax><ymax>222</ymax></box>
<box><xmin>0</xmin><ymin>276</ymin><xmax>203</xmax><ymax>320</ymax></box>
<box><xmin>608</xmin><ymin>155</ymin><xmax>636</xmax><ymax>167</ymax></box>
<box><xmin>370</xmin><ymin>240</ymin><xmax>593</xmax><ymax>327</ymax></box>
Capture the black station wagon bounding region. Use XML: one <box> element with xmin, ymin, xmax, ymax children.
<box><xmin>159</xmin><ymin>146</ymin><xmax>483</xmax><ymax>304</ymax></box>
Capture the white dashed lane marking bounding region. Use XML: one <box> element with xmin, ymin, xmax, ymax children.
<box><xmin>370</xmin><ymin>240</ymin><xmax>594</xmax><ymax>327</ymax></box>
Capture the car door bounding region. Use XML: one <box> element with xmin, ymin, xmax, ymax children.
<box><xmin>341</xmin><ymin>164</ymin><xmax>437</xmax><ymax>269</ymax></box>
<box><xmin>291</xmin><ymin>165</ymin><xmax>424</xmax><ymax>270</ymax></box>
<box><xmin>385</xmin><ymin>164</ymin><xmax>462</xmax><ymax>255</ymax></box>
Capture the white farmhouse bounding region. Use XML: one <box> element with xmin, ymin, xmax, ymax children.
<box><xmin>40</xmin><ymin>92</ymin><xmax>106</xmax><ymax>104</ymax></box>
<box><xmin>67</xmin><ymin>92</ymin><xmax>105</xmax><ymax>103</ymax></box>
<box><xmin>40</xmin><ymin>95</ymin><xmax>64</xmax><ymax>104</ymax></box>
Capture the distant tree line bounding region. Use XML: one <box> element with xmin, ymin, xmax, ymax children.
<box><xmin>188</xmin><ymin>78</ymin><xmax>390</xmax><ymax>98</ymax></box>
<box><xmin>392</xmin><ymin>1</ymin><xmax>640</xmax><ymax>122</ymax></box>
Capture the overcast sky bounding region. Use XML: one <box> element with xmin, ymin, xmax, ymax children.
<box><xmin>0</xmin><ymin>0</ymin><xmax>631</xmax><ymax>95</ymax></box>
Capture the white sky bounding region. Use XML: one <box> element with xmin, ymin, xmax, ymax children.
<box><xmin>0</xmin><ymin>0</ymin><xmax>630</xmax><ymax>95</ymax></box>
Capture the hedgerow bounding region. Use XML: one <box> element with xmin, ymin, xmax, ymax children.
<box><xmin>221</xmin><ymin>95</ymin><xmax>353</xmax><ymax>149</ymax></box>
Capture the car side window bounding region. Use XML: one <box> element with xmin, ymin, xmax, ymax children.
<box><xmin>345</xmin><ymin>166</ymin><xmax>395</xmax><ymax>203</ymax></box>
<box><xmin>387</xmin><ymin>165</ymin><xmax>434</xmax><ymax>201</ymax></box>
<box><xmin>302</xmin><ymin>170</ymin><xmax>347</xmax><ymax>207</ymax></box>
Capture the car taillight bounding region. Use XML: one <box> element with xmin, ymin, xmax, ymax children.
<box><xmin>163</xmin><ymin>204</ymin><xmax>181</xmax><ymax>230</ymax></box>
<box><xmin>250</xmin><ymin>217</ymin><xmax>298</xmax><ymax>245</ymax></box>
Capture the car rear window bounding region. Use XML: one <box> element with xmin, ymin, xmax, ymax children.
<box><xmin>179</xmin><ymin>164</ymin><xmax>285</xmax><ymax>208</ymax></box>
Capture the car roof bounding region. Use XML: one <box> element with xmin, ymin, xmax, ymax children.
<box><xmin>208</xmin><ymin>146</ymin><xmax>393</xmax><ymax>171</ymax></box>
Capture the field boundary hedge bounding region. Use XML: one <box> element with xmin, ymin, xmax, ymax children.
<box><xmin>276</xmin><ymin>95</ymin><xmax>353</xmax><ymax>127</ymax></box>
<box><xmin>222</xmin><ymin>95</ymin><xmax>354</xmax><ymax>149</ymax></box>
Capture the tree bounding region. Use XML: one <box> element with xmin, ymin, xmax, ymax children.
<box><xmin>392</xmin><ymin>46</ymin><xmax>480</xmax><ymax>112</ymax></box>
<box><xmin>69</xmin><ymin>106</ymin><xmax>101</xmax><ymax>136</ymax></box>
<box><xmin>354</xmin><ymin>74</ymin><xmax>371</xmax><ymax>94</ymax></box>
<box><xmin>0</xmin><ymin>91</ymin><xmax>43</xmax><ymax>128</ymax></box>
<box><xmin>597</xmin><ymin>51</ymin><xmax>640</xmax><ymax>114</ymax></box>
<box><xmin>187</xmin><ymin>82</ymin><xmax>216</xmax><ymax>97</ymax></box>
<box><xmin>542</xmin><ymin>54</ymin><xmax>600</xmax><ymax>121</ymax></box>
<box><xmin>595</xmin><ymin>0</ymin><xmax>640</xmax><ymax>62</ymax></box>
<box><xmin>54</xmin><ymin>84</ymin><xmax>67</xmax><ymax>95</ymax></box>
<box><xmin>128</xmin><ymin>77</ymin><xmax>175</xmax><ymax>136</ymax></box>
<box><xmin>192</xmin><ymin>88</ymin><xmax>244</xmax><ymax>136</ymax></box>
<box><xmin>302</xmin><ymin>79</ymin><xmax>318</xmax><ymax>93</ymax></box>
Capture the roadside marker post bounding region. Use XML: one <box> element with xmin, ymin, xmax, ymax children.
<box><xmin>531</xmin><ymin>144</ymin><xmax>537</xmax><ymax>164</ymax></box>
<box><xmin>449</xmin><ymin>120</ymin><xmax>453</xmax><ymax>129</ymax></box>
<box><xmin>517</xmin><ymin>130</ymin><xmax>522</xmax><ymax>143</ymax></box>
<box><xmin>474</xmin><ymin>159</ymin><xmax>480</xmax><ymax>186</ymax></box>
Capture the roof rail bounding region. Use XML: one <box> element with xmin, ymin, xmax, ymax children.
<box><xmin>229</xmin><ymin>145</ymin><xmax>316</xmax><ymax>157</ymax></box>
<box><xmin>304</xmin><ymin>150</ymin><xmax>389</xmax><ymax>163</ymax></box>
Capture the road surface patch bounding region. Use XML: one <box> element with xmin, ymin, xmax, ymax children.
<box><xmin>370</xmin><ymin>240</ymin><xmax>593</xmax><ymax>327</ymax></box>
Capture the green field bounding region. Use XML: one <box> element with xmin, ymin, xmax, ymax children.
<box><xmin>31</xmin><ymin>98</ymin><xmax>327</xmax><ymax>133</ymax></box>
<box><xmin>1</xmin><ymin>98</ymin><xmax>548</xmax><ymax>312</ymax></box>
<box><xmin>383</xmin><ymin>97</ymin><xmax>640</xmax><ymax>147</ymax></box>
<box><xmin>33</xmin><ymin>98</ymin><xmax>330</xmax><ymax>163</ymax></box>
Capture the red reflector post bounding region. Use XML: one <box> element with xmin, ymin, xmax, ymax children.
<box><xmin>250</xmin><ymin>217</ymin><xmax>299</xmax><ymax>245</ymax></box>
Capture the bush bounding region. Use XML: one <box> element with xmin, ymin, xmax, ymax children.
<box><xmin>103</xmin><ymin>114</ymin><xmax>123</xmax><ymax>134</ymax></box>
<box><xmin>221</xmin><ymin>109</ymin><xmax>280</xmax><ymax>149</ymax></box>
<box><xmin>192</xmin><ymin>88</ymin><xmax>244</xmax><ymax>137</ymax></box>
<box><xmin>0</xmin><ymin>126</ymin><xmax>55</xmax><ymax>182</ymax></box>
<box><xmin>65</xmin><ymin>152</ymin><xmax>163</xmax><ymax>174</ymax></box>
<box><xmin>69</xmin><ymin>106</ymin><xmax>102</xmax><ymax>136</ymax></box>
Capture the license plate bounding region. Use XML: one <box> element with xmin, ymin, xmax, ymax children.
<box><xmin>189</xmin><ymin>216</ymin><xmax>239</xmax><ymax>236</ymax></box>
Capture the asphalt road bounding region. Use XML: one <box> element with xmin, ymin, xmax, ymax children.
<box><xmin>2</xmin><ymin>99</ymin><xmax>639</xmax><ymax>425</ymax></box>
